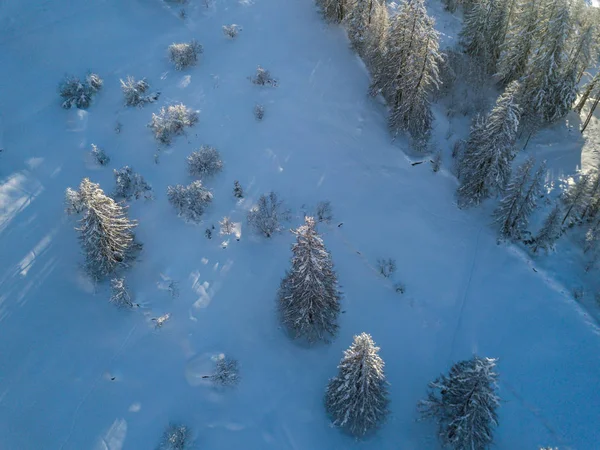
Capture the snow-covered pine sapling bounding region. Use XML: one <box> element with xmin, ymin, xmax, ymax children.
<box><xmin>219</xmin><ymin>216</ymin><xmax>234</xmax><ymax>235</ymax></box>
<box><xmin>315</xmin><ymin>200</ymin><xmax>333</xmax><ymax>223</ymax></box>
<box><xmin>168</xmin><ymin>40</ymin><xmax>203</xmax><ymax>70</ymax></box>
<box><xmin>251</xmin><ymin>66</ymin><xmax>278</xmax><ymax>87</ymax></box>
<box><xmin>278</xmin><ymin>217</ymin><xmax>341</xmax><ymax>342</ymax></box>
<box><xmin>149</xmin><ymin>103</ymin><xmax>198</xmax><ymax>144</ymax></box>
<box><xmin>531</xmin><ymin>204</ymin><xmax>562</xmax><ymax>254</ymax></box>
<box><xmin>317</xmin><ymin>0</ymin><xmax>349</xmax><ymax>23</ymax></box>
<box><xmin>90</xmin><ymin>144</ymin><xmax>110</xmax><ymax>166</ymax></box>
<box><xmin>431</xmin><ymin>151</ymin><xmax>442</xmax><ymax>172</ymax></box>
<box><xmin>113</xmin><ymin>166</ymin><xmax>152</xmax><ymax>200</ymax></box>
<box><xmin>187</xmin><ymin>146</ymin><xmax>223</xmax><ymax>177</ymax></box>
<box><xmin>159</xmin><ymin>423</ymin><xmax>191</xmax><ymax>450</ymax></box>
<box><xmin>167</xmin><ymin>181</ymin><xmax>213</xmax><ymax>223</ymax></box>
<box><xmin>120</xmin><ymin>76</ymin><xmax>160</xmax><ymax>107</ymax></box>
<box><xmin>205</xmin><ymin>356</ymin><xmax>240</xmax><ymax>386</ymax></box>
<box><xmin>110</xmin><ymin>278</ymin><xmax>134</xmax><ymax>308</ymax></box>
<box><xmin>70</xmin><ymin>178</ymin><xmax>139</xmax><ymax>280</ymax></box>
<box><xmin>419</xmin><ymin>355</ymin><xmax>500</xmax><ymax>450</ymax></box>
<box><xmin>247</xmin><ymin>191</ymin><xmax>290</xmax><ymax>237</ymax></box>
<box><xmin>254</xmin><ymin>104</ymin><xmax>265</xmax><ymax>120</ymax></box>
<box><xmin>377</xmin><ymin>258</ymin><xmax>396</xmax><ymax>278</ymax></box>
<box><xmin>59</xmin><ymin>73</ymin><xmax>103</xmax><ymax>109</ymax></box>
<box><xmin>325</xmin><ymin>333</ymin><xmax>389</xmax><ymax>436</ymax></box>
<box><xmin>561</xmin><ymin>173</ymin><xmax>591</xmax><ymax>226</ymax></box>
<box><xmin>222</xmin><ymin>24</ymin><xmax>241</xmax><ymax>39</ymax></box>
<box><xmin>233</xmin><ymin>180</ymin><xmax>244</xmax><ymax>198</ymax></box>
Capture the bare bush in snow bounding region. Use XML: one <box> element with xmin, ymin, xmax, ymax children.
<box><xmin>254</xmin><ymin>104</ymin><xmax>265</xmax><ymax>120</ymax></box>
<box><xmin>247</xmin><ymin>191</ymin><xmax>290</xmax><ymax>237</ymax></box>
<box><xmin>159</xmin><ymin>423</ymin><xmax>191</xmax><ymax>450</ymax></box>
<box><xmin>222</xmin><ymin>24</ymin><xmax>241</xmax><ymax>38</ymax></box>
<box><xmin>59</xmin><ymin>73</ymin><xmax>103</xmax><ymax>109</ymax></box>
<box><xmin>315</xmin><ymin>200</ymin><xmax>333</xmax><ymax>223</ymax></box>
<box><xmin>168</xmin><ymin>40</ymin><xmax>203</xmax><ymax>70</ymax></box>
<box><xmin>187</xmin><ymin>146</ymin><xmax>223</xmax><ymax>177</ymax></box>
<box><xmin>149</xmin><ymin>103</ymin><xmax>198</xmax><ymax>144</ymax></box>
<box><xmin>377</xmin><ymin>258</ymin><xmax>396</xmax><ymax>278</ymax></box>
<box><xmin>110</xmin><ymin>278</ymin><xmax>134</xmax><ymax>308</ymax></box>
<box><xmin>251</xmin><ymin>66</ymin><xmax>278</xmax><ymax>87</ymax></box>
<box><xmin>167</xmin><ymin>181</ymin><xmax>213</xmax><ymax>223</ymax></box>
<box><xmin>91</xmin><ymin>144</ymin><xmax>110</xmax><ymax>166</ymax></box>
<box><xmin>120</xmin><ymin>76</ymin><xmax>159</xmax><ymax>107</ymax></box>
<box><xmin>206</xmin><ymin>356</ymin><xmax>240</xmax><ymax>386</ymax></box>
<box><xmin>114</xmin><ymin>166</ymin><xmax>152</xmax><ymax>200</ymax></box>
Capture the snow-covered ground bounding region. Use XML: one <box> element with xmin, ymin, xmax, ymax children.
<box><xmin>1</xmin><ymin>0</ymin><xmax>599</xmax><ymax>449</ymax></box>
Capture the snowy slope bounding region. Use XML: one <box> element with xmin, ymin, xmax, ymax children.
<box><xmin>0</xmin><ymin>0</ymin><xmax>599</xmax><ymax>449</ymax></box>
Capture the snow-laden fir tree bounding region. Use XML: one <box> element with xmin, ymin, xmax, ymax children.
<box><xmin>584</xmin><ymin>218</ymin><xmax>600</xmax><ymax>253</ymax></box>
<box><xmin>561</xmin><ymin>172</ymin><xmax>590</xmax><ymax>226</ymax></box>
<box><xmin>167</xmin><ymin>181</ymin><xmax>213</xmax><ymax>223</ymax></box>
<box><xmin>159</xmin><ymin>423</ymin><xmax>190</xmax><ymax>450</ymax></box>
<box><xmin>457</xmin><ymin>81</ymin><xmax>521</xmax><ymax>207</ymax></box>
<box><xmin>496</xmin><ymin>0</ymin><xmax>540</xmax><ymax>85</ymax></box>
<box><xmin>114</xmin><ymin>166</ymin><xmax>152</xmax><ymax>200</ymax></box>
<box><xmin>278</xmin><ymin>217</ymin><xmax>340</xmax><ymax>342</ymax></box>
<box><xmin>149</xmin><ymin>103</ymin><xmax>198</xmax><ymax>144</ymax></box>
<box><xmin>345</xmin><ymin>0</ymin><xmax>383</xmax><ymax>56</ymax></box>
<box><xmin>325</xmin><ymin>333</ymin><xmax>389</xmax><ymax>436</ymax></box>
<box><xmin>317</xmin><ymin>0</ymin><xmax>350</xmax><ymax>23</ymax></box>
<box><xmin>419</xmin><ymin>355</ymin><xmax>500</xmax><ymax>450</ymax></box>
<box><xmin>120</xmin><ymin>76</ymin><xmax>159</xmax><ymax>107</ymax></box>
<box><xmin>233</xmin><ymin>180</ymin><xmax>244</xmax><ymax>198</ymax></box>
<box><xmin>168</xmin><ymin>40</ymin><xmax>203</xmax><ymax>70</ymax></box>
<box><xmin>208</xmin><ymin>356</ymin><xmax>240</xmax><ymax>386</ymax></box>
<box><xmin>531</xmin><ymin>204</ymin><xmax>562</xmax><ymax>253</ymax></box>
<box><xmin>91</xmin><ymin>144</ymin><xmax>110</xmax><ymax>166</ymax></box>
<box><xmin>70</xmin><ymin>178</ymin><xmax>138</xmax><ymax>280</ymax></box>
<box><xmin>362</xmin><ymin>0</ymin><xmax>389</xmax><ymax>71</ymax></box>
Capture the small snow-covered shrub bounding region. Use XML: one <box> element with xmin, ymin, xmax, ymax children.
<box><xmin>247</xmin><ymin>191</ymin><xmax>290</xmax><ymax>237</ymax></box>
<box><xmin>251</xmin><ymin>66</ymin><xmax>277</xmax><ymax>87</ymax></box>
<box><xmin>120</xmin><ymin>76</ymin><xmax>159</xmax><ymax>107</ymax></box>
<box><xmin>431</xmin><ymin>151</ymin><xmax>442</xmax><ymax>173</ymax></box>
<box><xmin>159</xmin><ymin>423</ymin><xmax>190</xmax><ymax>450</ymax></box>
<box><xmin>59</xmin><ymin>72</ymin><xmax>103</xmax><ymax>109</ymax></box>
<box><xmin>167</xmin><ymin>181</ymin><xmax>213</xmax><ymax>223</ymax></box>
<box><xmin>573</xmin><ymin>286</ymin><xmax>585</xmax><ymax>301</ymax></box>
<box><xmin>187</xmin><ymin>146</ymin><xmax>223</xmax><ymax>177</ymax></box>
<box><xmin>168</xmin><ymin>40</ymin><xmax>203</xmax><ymax>70</ymax></box>
<box><xmin>222</xmin><ymin>24</ymin><xmax>241</xmax><ymax>38</ymax></box>
<box><xmin>114</xmin><ymin>166</ymin><xmax>152</xmax><ymax>200</ymax></box>
<box><xmin>110</xmin><ymin>278</ymin><xmax>134</xmax><ymax>308</ymax></box>
<box><xmin>149</xmin><ymin>104</ymin><xmax>198</xmax><ymax>144</ymax></box>
<box><xmin>115</xmin><ymin>121</ymin><xmax>122</xmax><ymax>134</ymax></box>
<box><xmin>377</xmin><ymin>258</ymin><xmax>396</xmax><ymax>278</ymax></box>
<box><xmin>91</xmin><ymin>144</ymin><xmax>110</xmax><ymax>166</ymax></box>
<box><xmin>315</xmin><ymin>200</ymin><xmax>333</xmax><ymax>223</ymax></box>
<box><xmin>233</xmin><ymin>180</ymin><xmax>244</xmax><ymax>198</ymax></box>
<box><xmin>394</xmin><ymin>282</ymin><xmax>406</xmax><ymax>294</ymax></box>
<box><xmin>209</xmin><ymin>356</ymin><xmax>240</xmax><ymax>386</ymax></box>
<box><xmin>254</xmin><ymin>104</ymin><xmax>265</xmax><ymax>120</ymax></box>
<box><xmin>219</xmin><ymin>216</ymin><xmax>234</xmax><ymax>235</ymax></box>
<box><xmin>65</xmin><ymin>187</ymin><xmax>85</xmax><ymax>215</ymax></box>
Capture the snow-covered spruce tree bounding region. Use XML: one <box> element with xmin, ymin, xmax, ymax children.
<box><xmin>120</xmin><ymin>76</ymin><xmax>159</xmax><ymax>107</ymax></box>
<box><xmin>362</xmin><ymin>0</ymin><xmax>389</xmax><ymax>71</ymax></box>
<box><xmin>187</xmin><ymin>146</ymin><xmax>223</xmax><ymax>177</ymax></box>
<box><xmin>251</xmin><ymin>66</ymin><xmax>278</xmax><ymax>87</ymax></box>
<box><xmin>113</xmin><ymin>166</ymin><xmax>152</xmax><ymax>200</ymax></box>
<box><xmin>59</xmin><ymin>73</ymin><xmax>103</xmax><ymax>109</ymax></box>
<box><xmin>110</xmin><ymin>278</ymin><xmax>134</xmax><ymax>308</ymax></box>
<box><xmin>325</xmin><ymin>333</ymin><xmax>389</xmax><ymax>436</ymax></box>
<box><xmin>317</xmin><ymin>0</ymin><xmax>351</xmax><ymax>23</ymax></box>
<box><xmin>457</xmin><ymin>81</ymin><xmax>521</xmax><ymax>207</ymax></box>
<box><xmin>247</xmin><ymin>191</ymin><xmax>290</xmax><ymax>237</ymax></box>
<box><xmin>345</xmin><ymin>0</ymin><xmax>383</xmax><ymax>56</ymax></box>
<box><xmin>159</xmin><ymin>423</ymin><xmax>190</xmax><ymax>450</ymax></box>
<box><xmin>278</xmin><ymin>217</ymin><xmax>341</xmax><ymax>343</ymax></box>
<box><xmin>233</xmin><ymin>180</ymin><xmax>244</xmax><ymax>198</ymax></box>
<box><xmin>575</xmin><ymin>71</ymin><xmax>600</xmax><ymax>114</ymax></box>
<box><xmin>149</xmin><ymin>104</ymin><xmax>198</xmax><ymax>144</ymax></box>
<box><xmin>167</xmin><ymin>181</ymin><xmax>213</xmax><ymax>223</ymax></box>
<box><xmin>72</xmin><ymin>178</ymin><xmax>138</xmax><ymax>280</ymax></box>
<box><xmin>561</xmin><ymin>172</ymin><xmax>591</xmax><ymax>226</ymax></box>
<box><xmin>91</xmin><ymin>144</ymin><xmax>110</xmax><ymax>166</ymax></box>
<box><xmin>208</xmin><ymin>356</ymin><xmax>240</xmax><ymax>386</ymax></box>
<box><xmin>531</xmin><ymin>204</ymin><xmax>562</xmax><ymax>253</ymax></box>
<box><xmin>584</xmin><ymin>218</ymin><xmax>600</xmax><ymax>253</ymax></box>
<box><xmin>419</xmin><ymin>356</ymin><xmax>500</xmax><ymax>450</ymax></box>
<box><xmin>496</xmin><ymin>0</ymin><xmax>540</xmax><ymax>85</ymax></box>
<box><xmin>168</xmin><ymin>40</ymin><xmax>203</xmax><ymax>70</ymax></box>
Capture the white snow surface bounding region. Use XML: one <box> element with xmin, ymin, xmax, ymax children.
<box><xmin>0</xmin><ymin>0</ymin><xmax>599</xmax><ymax>449</ymax></box>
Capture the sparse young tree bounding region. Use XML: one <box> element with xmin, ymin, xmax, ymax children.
<box><xmin>59</xmin><ymin>73</ymin><xmax>103</xmax><ymax>109</ymax></box>
<box><xmin>113</xmin><ymin>166</ymin><xmax>152</xmax><ymax>200</ymax></box>
<box><xmin>69</xmin><ymin>179</ymin><xmax>139</xmax><ymax>280</ymax></box>
<box><xmin>149</xmin><ymin>103</ymin><xmax>198</xmax><ymax>144</ymax></box>
<box><xmin>345</xmin><ymin>0</ymin><xmax>383</xmax><ymax>56</ymax></box>
<box><xmin>168</xmin><ymin>40</ymin><xmax>203</xmax><ymax>70</ymax></box>
<box><xmin>278</xmin><ymin>217</ymin><xmax>341</xmax><ymax>342</ymax></box>
<box><xmin>187</xmin><ymin>146</ymin><xmax>223</xmax><ymax>177</ymax></box>
<box><xmin>247</xmin><ymin>191</ymin><xmax>290</xmax><ymax>237</ymax></box>
<box><xmin>159</xmin><ymin>423</ymin><xmax>191</xmax><ymax>450</ymax></box>
<box><xmin>91</xmin><ymin>144</ymin><xmax>110</xmax><ymax>166</ymax></box>
<box><xmin>532</xmin><ymin>204</ymin><xmax>562</xmax><ymax>253</ymax></box>
<box><xmin>325</xmin><ymin>333</ymin><xmax>389</xmax><ymax>436</ymax></box>
<box><xmin>167</xmin><ymin>181</ymin><xmax>213</xmax><ymax>223</ymax></box>
<box><xmin>233</xmin><ymin>180</ymin><xmax>244</xmax><ymax>198</ymax></box>
<box><xmin>575</xmin><ymin>71</ymin><xmax>600</xmax><ymax>115</ymax></box>
<box><xmin>251</xmin><ymin>66</ymin><xmax>278</xmax><ymax>86</ymax></box>
<box><xmin>317</xmin><ymin>0</ymin><xmax>350</xmax><ymax>23</ymax></box>
<box><xmin>110</xmin><ymin>278</ymin><xmax>134</xmax><ymax>308</ymax></box>
<box><xmin>207</xmin><ymin>356</ymin><xmax>240</xmax><ymax>386</ymax></box>
<box><xmin>458</xmin><ymin>81</ymin><xmax>521</xmax><ymax>207</ymax></box>
<box><xmin>362</xmin><ymin>0</ymin><xmax>389</xmax><ymax>71</ymax></box>
<box><xmin>561</xmin><ymin>173</ymin><xmax>591</xmax><ymax>226</ymax></box>
<box><xmin>419</xmin><ymin>356</ymin><xmax>500</xmax><ymax>450</ymax></box>
<box><xmin>65</xmin><ymin>187</ymin><xmax>85</xmax><ymax>215</ymax></box>
<box><xmin>120</xmin><ymin>76</ymin><xmax>159</xmax><ymax>107</ymax></box>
